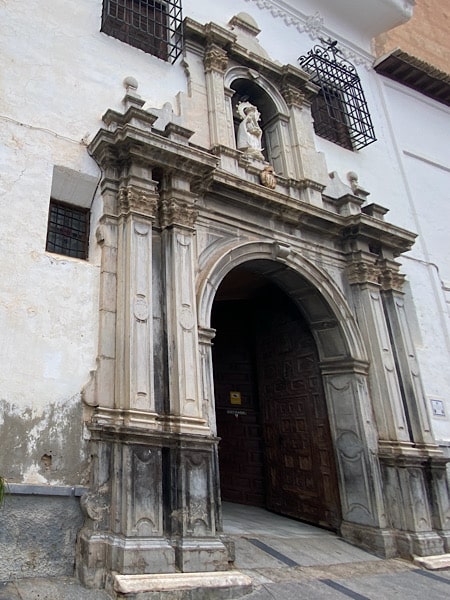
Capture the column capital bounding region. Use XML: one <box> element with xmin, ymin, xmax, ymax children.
<box><xmin>346</xmin><ymin>253</ymin><xmax>381</xmax><ymax>286</ymax></box>
<box><xmin>378</xmin><ymin>258</ymin><xmax>406</xmax><ymax>292</ymax></box>
<box><xmin>160</xmin><ymin>196</ymin><xmax>198</xmax><ymax>230</ymax></box>
<box><xmin>118</xmin><ymin>185</ymin><xmax>159</xmax><ymax>219</ymax></box>
<box><xmin>281</xmin><ymin>84</ymin><xmax>306</xmax><ymax>109</ymax></box>
<box><xmin>204</xmin><ymin>44</ymin><xmax>228</xmax><ymax>73</ymax></box>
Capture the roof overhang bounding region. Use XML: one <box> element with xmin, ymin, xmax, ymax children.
<box><xmin>374</xmin><ymin>49</ymin><xmax>450</xmax><ymax>106</ymax></box>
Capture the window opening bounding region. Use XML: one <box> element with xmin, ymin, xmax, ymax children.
<box><xmin>101</xmin><ymin>0</ymin><xmax>183</xmax><ymax>63</ymax></box>
<box><xmin>299</xmin><ymin>40</ymin><xmax>376</xmax><ymax>150</ymax></box>
<box><xmin>46</xmin><ymin>199</ymin><xmax>90</xmax><ymax>260</ymax></box>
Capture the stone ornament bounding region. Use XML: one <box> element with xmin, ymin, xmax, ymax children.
<box><xmin>204</xmin><ymin>45</ymin><xmax>228</xmax><ymax>73</ymax></box>
<box><xmin>260</xmin><ymin>165</ymin><xmax>277</xmax><ymax>189</ymax></box>
<box><xmin>236</xmin><ymin>101</ymin><xmax>264</xmax><ymax>160</ymax></box>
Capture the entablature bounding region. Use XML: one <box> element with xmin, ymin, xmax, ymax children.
<box><xmin>89</xmin><ymin>97</ymin><xmax>416</xmax><ymax>261</ymax></box>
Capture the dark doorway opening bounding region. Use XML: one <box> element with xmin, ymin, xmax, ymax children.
<box><xmin>212</xmin><ymin>265</ymin><xmax>341</xmax><ymax>531</ymax></box>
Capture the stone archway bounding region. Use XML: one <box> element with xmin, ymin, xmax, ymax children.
<box><xmin>197</xmin><ymin>242</ymin><xmax>393</xmax><ymax>556</ymax></box>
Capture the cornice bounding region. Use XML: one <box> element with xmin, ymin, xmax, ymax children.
<box><xmin>209</xmin><ymin>169</ymin><xmax>416</xmax><ymax>255</ymax></box>
<box><xmin>89</xmin><ymin>104</ymin><xmax>417</xmax><ymax>258</ymax></box>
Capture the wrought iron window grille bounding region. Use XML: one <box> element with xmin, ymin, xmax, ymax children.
<box><xmin>46</xmin><ymin>200</ymin><xmax>90</xmax><ymax>260</ymax></box>
<box><xmin>299</xmin><ymin>40</ymin><xmax>376</xmax><ymax>150</ymax></box>
<box><xmin>101</xmin><ymin>0</ymin><xmax>183</xmax><ymax>64</ymax></box>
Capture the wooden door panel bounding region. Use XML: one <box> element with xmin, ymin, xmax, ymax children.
<box><xmin>256</xmin><ymin>302</ymin><xmax>341</xmax><ymax>530</ymax></box>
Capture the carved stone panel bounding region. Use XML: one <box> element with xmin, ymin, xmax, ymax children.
<box><xmin>322</xmin><ymin>372</ymin><xmax>384</xmax><ymax>528</ymax></box>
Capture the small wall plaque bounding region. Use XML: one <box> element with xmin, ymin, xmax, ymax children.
<box><xmin>431</xmin><ymin>399</ymin><xmax>446</xmax><ymax>417</ymax></box>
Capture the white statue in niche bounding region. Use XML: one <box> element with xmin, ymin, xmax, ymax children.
<box><xmin>236</xmin><ymin>101</ymin><xmax>264</xmax><ymax>159</ymax></box>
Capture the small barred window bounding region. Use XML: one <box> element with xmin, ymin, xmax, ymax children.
<box><xmin>299</xmin><ymin>40</ymin><xmax>376</xmax><ymax>151</ymax></box>
<box><xmin>46</xmin><ymin>200</ymin><xmax>90</xmax><ymax>260</ymax></box>
<box><xmin>101</xmin><ymin>0</ymin><xmax>183</xmax><ymax>63</ymax></box>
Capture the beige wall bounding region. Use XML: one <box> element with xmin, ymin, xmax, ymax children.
<box><xmin>374</xmin><ymin>0</ymin><xmax>450</xmax><ymax>74</ymax></box>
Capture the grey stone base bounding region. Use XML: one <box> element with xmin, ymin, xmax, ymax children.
<box><xmin>106</xmin><ymin>571</ymin><xmax>253</xmax><ymax>599</ymax></box>
<box><xmin>77</xmin><ymin>530</ymin><xmax>177</xmax><ymax>589</ymax></box>
<box><xmin>173</xmin><ymin>539</ymin><xmax>232</xmax><ymax>573</ymax></box>
<box><xmin>77</xmin><ymin>530</ymin><xmax>234</xmax><ymax>589</ymax></box>
<box><xmin>395</xmin><ymin>531</ymin><xmax>445</xmax><ymax>559</ymax></box>
<box><xmin>340</xmin><ymin>521</ymin><xmax>397</xmax><ymax>558</ymax></box>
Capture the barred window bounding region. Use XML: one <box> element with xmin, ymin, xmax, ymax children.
<box><xmin>46</xmin><ymin>200</ymin><xmax>90</xmax><ymax>260</ymax></box>
<box><xmin>101</xmin><ymin>0</ymin><xmax>182</xmax><ymax>63</ymax></box>
<box><xmin>299</xmin><ymin>41</ymin><xmax>376</xmax><ymax>151</ymax></box>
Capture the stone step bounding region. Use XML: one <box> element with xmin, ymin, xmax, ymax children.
<box><xmin>109</xmin><ymin>571</ymin><xmax>253</xmax><ymax>599</ymax></box>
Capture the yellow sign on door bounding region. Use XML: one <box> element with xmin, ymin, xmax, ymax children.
<box><xmin>230</xmin><ymin>391</ymin><xmax>242</xmax><ymax>405</ymax></box>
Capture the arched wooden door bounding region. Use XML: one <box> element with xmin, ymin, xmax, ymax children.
<box><xmin>212</xmin><ymin>277</ymin><xmax>341</xmax><ymax>530</ymax></box>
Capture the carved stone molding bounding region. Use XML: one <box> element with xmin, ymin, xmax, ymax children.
<box><xmin>118</xmin><ymin>186</ymin><xmax>158</xmax><ymax>218</ymax></box>
<box><xmin>378</xmin><ymin>259</ymin><xmax>406</xmax><ymax>292</ymax></box>
<box><xmin>281</xmin><ymin>84</ymin><xmax>306</xmax><ymax>108</ymax></box>
<box><xmin>160</xmin><ymin>197</ymin><xmax>198</xmax><ymax>229</ymax></box>
<box><xmin>204</xmin><ymin>44</ymin><xmax>228</xmax><ymax>73</ymax></box>
<box><xmin>260</xmin><ymin>165</ymin><xmax>277</xmax><ymax>189</ymax></box>
<box><xmin>347</xmin><ymin>260</ymin><xmax>381</xmax><ymax>286</ymax></box>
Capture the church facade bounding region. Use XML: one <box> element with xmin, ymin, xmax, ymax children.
<box><xmin>1</xmin><ymin>0</ymin><xmax>449</xmax><ymax>594</ymax></box>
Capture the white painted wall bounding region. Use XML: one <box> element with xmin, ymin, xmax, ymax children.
<box><xmin>1</xmin><ymin>0</ymin><xmax>449</xmax><ymax>481</ymax></box>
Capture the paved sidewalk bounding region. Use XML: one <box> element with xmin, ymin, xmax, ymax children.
<box><xmin>2</xmin><ymin>504</ymin><xmax>450</xmax><ymax>599</ymax></box>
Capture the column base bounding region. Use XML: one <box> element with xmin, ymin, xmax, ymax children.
<box><xmin>340</xmin><ymin>521</ymin><xmax>397</xmax><ymax>558</ymax></box>
<box><xmin>77</xmin><ymin>530</ymin><xmax>176</xmax><ymax>589</ymax></box>
<box><xmin>394</xmin><ymin>531</ymin><xmax>445</xmax><ymax>559</ymax></box>
<box><xmin>173</xmin><ymin>538</ymin><xmax>233</xmax><ymax>573</ymax></box>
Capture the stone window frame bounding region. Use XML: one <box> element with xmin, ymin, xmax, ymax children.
<box><xmin>101</xmin><ymin>0</ymin><xmax>183</xmax><ymax>63</ymax></box>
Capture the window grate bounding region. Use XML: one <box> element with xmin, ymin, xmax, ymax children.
<box><xmin>46</xmin><ymin>200</ymin><xmax>90</xmax><ymax>260</ymax></box>
<box><xmin>101</xmin><ymin>0</ymin><xmax>182</xmax><ymax>63</ymax></box>
<box><xmin>299</xmin><ymin>41</ymin><xmax>376</xmax><ymax>150</ymax></box>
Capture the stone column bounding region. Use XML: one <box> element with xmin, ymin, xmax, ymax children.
<box><xmin>78</xmin><ymin>177</ymin><xmax>178</xmax><ymax>587</ymax></box>
<box><xmin>281</xmin><ymin>83</ymin><xmax>328</xmax><ymax>206</ymax></box>
<box><xmin>428</xmin><ymin>458</ymin><xmax>450</xmax><ymax>551</ymax></box>
<box><xmin>160</xmin><ymin>178</ymin><xmax>229</xmax><ymax>571</ymax></box>
<box><xmin>113</xmin><ymin>184</ymin><xmax>159</xmax><ymax>425</ymax></box>
<box><xmin>376</xmin><ymin>258</ymin><xmax>450</xmax><ymax>557</ymax></box>
<box><xmin>204</xmin><ymin>44</ymin><xmax>231</xmax><ymax>150</ymax></box>
<box><xmin>160</xmin><ymin>178</ymin><xmax>208</xmax><ymax>435</ymax></box>
<box><xmin>346</xmin><ymin>251</ymin><xmax>413</xmax><ymax>450</ymax></box>
<box><xmin>198</xmin><ymin>326</ymin><xmax>218</xmax><ymax>433</ymax></box>
<box><xmin>378</xmin><ymin>258</ymin><xmax>436</xmax><ymax>448</ymax></box>
<box><xmin>321</xmin><ymin>360</ymin><xmax>395</xmax><ymax>556</ymax></box>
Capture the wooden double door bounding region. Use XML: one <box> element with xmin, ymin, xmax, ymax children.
<box><xmin>212</xmin><ymin>285</ymin><xmax>341</xmax><ymax>530</ymax></box>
